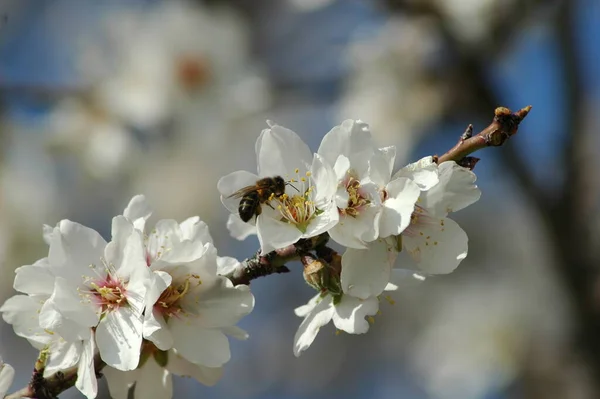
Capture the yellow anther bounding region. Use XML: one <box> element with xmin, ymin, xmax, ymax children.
<box><xmin>367</xmin><ymin>316</ymin><xmax>375</xmax><ymax>324</ymax></box>
<box><xmin>305</xmin><ymin>171</ymin><xmax>312</xmax><ymax>177</ymax></box>
<box><xmin>335</xmin><ymin>329</ymin><xmax>342</xmax><ymax>336</ymax></box>
<box><xmin>384</xmin><ymin>295</ymin><xmax>396</xmax><ymax>305</ymax></box>
<box><xmin>295</xmin><ymin>168</ymin><xmax>299</xmax><ymax>174</ymax></box>
<box><xmin>301</xmin><ymin>177</ymin><xmax>306</xmax><ymax>182</ymax></box>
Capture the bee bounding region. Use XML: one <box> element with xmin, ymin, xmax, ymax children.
<box><xmin>228</xmin><ymin>176</ymin><xmax>287</xmax><ymax>222</ymax></box>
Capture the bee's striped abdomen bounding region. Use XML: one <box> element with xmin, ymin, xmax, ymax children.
<box><xmin>239</xmin><ymin>191</ymin><xmax>261</xmax><ymax>222</ymax></box>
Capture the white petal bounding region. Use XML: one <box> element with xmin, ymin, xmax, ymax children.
<box><xmin>226</xmin><ymin>213</ymin><xmax>256</xmax><ymax>241</ymax></box>
<box><xmin>43</xmin><ymin>224</ymin><xmax>57</xmax><ymax>245</ymax></box>
<box><xmin>216</xmin><ymin>256</ymin><xmax>240</xmax><ymax>276</ymax></box>
<box><xmin>294</xmin><ymin>293</ymin><xmax>321</xmax><ymax>318</ymax></box>
<box><xmin>75</xmin><ymin>337</ymin><xmax>97</xmax><ymax>399</ymax></box>
<box><xmin>123</xmin><ymin>194</ymin><xmax>153</xmax><ymax>232</ymax></box>
<box><xmin>0</xmin><ymin>360</ymin><xmax>14</xmax><ymax>398</ymax></box>
<box><xmin>332</xmin><ymin>295</ymin><xmax>379</xmax><ymax>334</ymax></box>
<box><xmin>293</xmin><ymin>295</ymin><xmax>334</xmax><ymax>357</ymax></box>
<box><xmin>256</xmin><ymin>215</ymin><xmax>302</xmax><ymax>254</ymax></box>
<box><xmin>341</xmin><ymin>240</ymin><xmax>395</xmax><ymax>299</ymax></box>
<box><xmin>145</xmin><ymin>270</ymin><xmax>171</xmax><ymax>310</ymax></box>
<box><xmin>108</xmin><ymin>225</ymin><xmax>147</xmax><ymax>283</ymax></box>
<box><xmin>1</xmin><ymin>295</ymin><xmax>51</xmax><ymax>347</ymax></box>
<box><xmin>174</xmin><ymin>243</ymin><xmax>218</xmax><ymax>283</ymax></box>
<box><xmin>256</xmin><ymin>124</ymin><xmax>312</xmax><ymax>177</ymax></box>
<box><xmin>311</xmin><ymin>153</ymin><xmax>337</xmax><ymax>206</ymax></box>
<box><xmin>393</xmin><ymin>156</ymin><xmax>439</xmax><ymax>190</ymax></box>
<box><xmin>221</xmin><ymin>325</ymin><xmax>249</xmax><ymax>341</ymax></box>
<box><xmin>133</xmin><ymin>357</ymin><xmax>172</xmax><ymax>399</ymax></box>
<box><xmin>167</xmin><ymin>352</ymin><xmax>223</xmax><ymax>386</ymax></box>
<box><xmin>188</xmin><ymin>278</ymin><xmax>254</xmax><ymax>328</ymax></box>
<box><xmin>217</xmin><ymin>170</ymin><xmax>260</xmax><ymax>214</ymax></box>
<box><xmin>368</xmin><ymin>146</ymin><xmax>396</xmax><ymax>187</ymax></box>
<box><xmin>13</xmin><ymin>261</ymin><xmax>54</xmax><ymax>295</ymax></box>
<box><xmin>302</xmin><ymin>202</ymin><xmax>339</xmax><ymax>239</ymax></box>
<box><xmin>328</xmin><ymin>205</ymin><xmax>379</xmax><ymax>249</ymax></box>
<box><xmin>171</xmin><ymin>325</ymin><xmax>230</xmax><ymax>368</ymax></box>
<box><xmin>40</xmin><ymin>277</ymin><xmax>99</xmax><ymax>333</ymax></box>
<box><xmin>96</xmin><ymin>308</ymin><xmax>143</xmax><ymax>371</ymax></box>
<box><xmin>403</xmin><ymin>217</ymin><xmax>468</xmax><ymax>274</ymax></box>
<box><xmin>144</xmin><ymin>309</ymin><xmax>174</xmax><ymax>351</ymax></box>
<box><xmin>420</xmin><ymin>161</ymin><xmax>481</xmax><ymax>217</ymax></box>
<box><xmin>48</xmin><ymin>220</ymin><xmax>107</xmax><ymax>282</ymax></box>
<box><xmin>317</xmin><ymin>120</ymin><xmax>373</xmax><ymax>175</ymax></box>
<box><xmin>333</xmin><ymin>155</ymin><xmax>351</xmax><ymax>180</ymax></box>
<box><xmin>103</xmin><ymin>367</ymin><xmax>137</xmax><ymax>399</ymax></box>
<box><xmin>379</xmin><ymin>177</ymin><xmax>420</xmax><ymax>237</ymax></box>
<box><xmin>45</xmin><ymin>339</ymin><xmax>83</xmax><ymax>376</ymax></box>
<box><xmin>179</xmin><ymin>217</ymin><xmax>213</xmax><ymax>244</ymax></box>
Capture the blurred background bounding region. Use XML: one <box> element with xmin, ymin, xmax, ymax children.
<box><xmin>0</xmin><ymin>0</ymin><xmax>599</xmax><ymax>398</ymax></box>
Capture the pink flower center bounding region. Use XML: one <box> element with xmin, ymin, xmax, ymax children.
<box><xmin>89</xmin><ymin>274</ymin><xmax>128</xmax><ymax>312</ymax></box>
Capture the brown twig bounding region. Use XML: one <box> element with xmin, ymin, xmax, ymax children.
<box><xmin>437</xmin><ymin>106</ymin><xmax>532</xmax><ymax>165</ymax></box>
<box><xmin>225</xmin><ymin>234</ymin><xmax>330</xmax><ymax>286</ymax></box>
<box><xmin>5</xmin><ymin>351</ymin><xmax>105</xmax><ymax>399</ymax></box>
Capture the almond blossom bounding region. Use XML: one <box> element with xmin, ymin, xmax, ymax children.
<box><xmin>1</xmin><ymin>228</ymin><xmax>102</xmax><ymax>398</ymax></box>
<box><xmin>38</xmin><ymin>218</ymin><xmax>151</xmax><ymax>372</ymax></box>
<box><xmin>396</xmin><ymin>160</ymin><xmax>481</xmax><ymax>274</ymax></box>
<box><xmin>317</xmin><ymin>119</ymin><xmax>423</xmax><ymax>249</ymax></box>
<box><xmin>0</xmin><ymin>357</ymin><xmax>14</xmax><ymax>398</ymax></box>
<box><xmin>218</xmin><ymin>122</ymin><xmax>338</xmax><ymax>253</ymax></box>
<box><xmin>293</xmin><ymin>270</ymin><xmax>424</xmax><ymax>357</ymax></box>
<box><xmin>99</xmin><ymin>195</ymin><xmax>254</xmax><ymax>397</ymax></box>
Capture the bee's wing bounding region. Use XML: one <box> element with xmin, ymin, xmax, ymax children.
<box><xmin>227</xmin><ymin>185</ymin><xmax>257</xmax><ymax>199</ymax></box>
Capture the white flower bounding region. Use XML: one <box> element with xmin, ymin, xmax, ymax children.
<box><xmin>397</xmin><ymin>161</ymin><xmax>481</xmax><ymax>274</ymax></box>
<box><xmin>293</xmin><ymin>277</ymin><xmax>413</xmax><ymax>357</ymax></box>
<box><xmin>317</xmin><ymin>120</ymin><xmax>383</xmax><ymax>248</ymax></box>
<box><xmin>84</xmin><ymin>1</ymin><xmax>262</xmax><ymax>129</ymax></box>
<box><xmin>218</xmin><ymin>122</ymin><xmax>338</xmax><ymax>253</ymax></box>
<box><xmin>39</xmin><ymin>219</ymin><xmax>151</xmax><ymax>371</ymax></box>
<box><xmin>293</xmin><ymin>293</ymin><xmax>378</xmax><ymax>357</ymax></box>
<box><xmin>226</xmin><ymin>213</ymin><xmax>257</xmax><ymax>241</ymax></box>
<box><xmin>317</xmin><ymin>119</ymin><xmax>423</xmax><ymax>249</ymax></box>
<box><xmin>0</xmin><ymin>356</ymin><xmax>14</xmax><ymax>398</ymax></box>
<box><xmin>103</xmin><ymin>350</ymin><xmax>222</xmax><ymax>399</ymax></box>
<box><xmin>122</xmin><ymin>195</ymin><xmax>254</xmax><ymax>369</ymax></box>
<box><xmin>46</xmin><ymin>99</ymin><xmax>136</xmax><ymax>180</ymax></box>
<box><xmin>0</xmin><ymin>228</ymin><xmax>100</xmax><ymax>398</ymax></box>
<box><xmin>339</xmin><ymin>17</ymin><xmax>446</xmax><ymax>164</ymax></box>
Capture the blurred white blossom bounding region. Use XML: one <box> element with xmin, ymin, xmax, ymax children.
<box><xmin>410</xmin><ymin>281</ymin><xmax>529</xmax><ymax>399</ymax></box>
<box><xmin>339</xmin><ymin>17</ymin><xmax>446</xmax><ymax>162</ymax></box>
<box><xmin>433</xmin><ymin>0</ymin><xmax>516</xmax><ymax>44</ymax></box>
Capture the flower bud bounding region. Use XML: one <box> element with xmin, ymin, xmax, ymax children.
<box><xmin>301</xmin><ymin>253</ymin><xmax>342</xmax><ymax>296</ymax></box>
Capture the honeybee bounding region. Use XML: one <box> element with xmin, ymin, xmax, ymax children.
<box><xmin>227</xmin><ymin>176</ymin><xmax>287</xmax><ymax>222</ymax></box>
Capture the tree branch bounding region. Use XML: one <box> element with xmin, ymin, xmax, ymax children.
<box><xmin>437</xmin><ymin>106</ymin><xmax>532</xmax><ymax>165</ymax></box>
<box><xmin>5</xmin><ymin>351</ymin><xmax>105</xmax><ymax>399</ymax></box>
<box><xmin>226</xmin><ymin>234</ymin><xmax>329</xmax><ymax>286</ymax></box>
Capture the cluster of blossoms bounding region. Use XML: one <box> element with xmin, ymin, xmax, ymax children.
<box><xmin>218</xmin><ymin>120</ymin><xmax>480</xmax><ymax>356</ymax></box>
<box><xmin>0</xmin><ymin>196</ymin><xmax>254</xmax><ymax>398</ymax></box>
<box><xmin>0</xmin><ymin>119</ymin><xmax>482</xmax><ymax>398</ymax></box>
